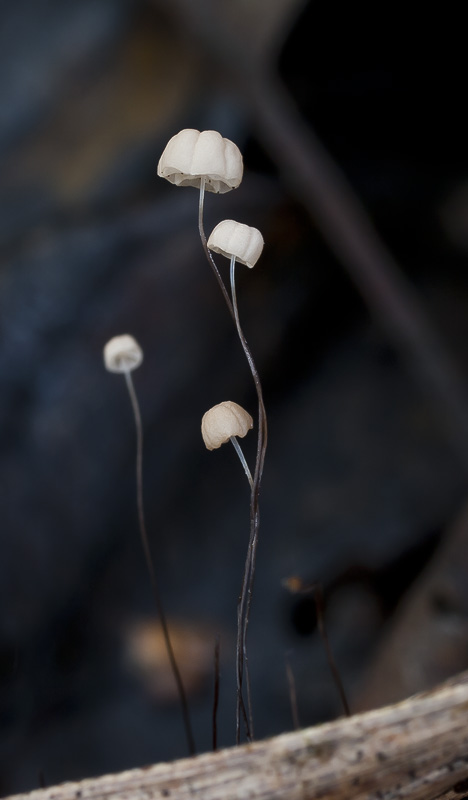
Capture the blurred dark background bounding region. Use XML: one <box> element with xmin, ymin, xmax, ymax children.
<box><xmin>1</xmin><ymin>0</ymin><xmax>468</xmax><ymax>794</ymax></box>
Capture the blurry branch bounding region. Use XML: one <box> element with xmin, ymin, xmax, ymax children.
<box><xmin>5</xmin><ymin>672</ymin><xmax>468</xmax><ymax>800</ymax></box>
<box><xmin>155</xmin><ymin>0</ymin><xmax>468</xmax><ymax>471</ymax></box>
<box><xmin>356</xmin><ymin>494</ymin><xmax>468</xmax><ymax>712</ymax></box>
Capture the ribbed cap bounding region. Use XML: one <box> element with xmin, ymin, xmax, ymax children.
<box><xmin>201</xmin><ymin>401</ymin><xmax>253</xmax><ymax>450</ymax></box>
<box><xmin>158</xmin><ymin>129</ymin><xmax>243</xmax><ymax>194</ymax></box>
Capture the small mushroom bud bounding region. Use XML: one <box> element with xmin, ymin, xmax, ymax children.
<box><xmin>202</xmin><ymin>401</ymin><xmax>254</xmax><ymax>488</ymax></box>
<box><xmin>208</xmin><ymin>220</ymin><xmax>264</xmax><ymax>268</ymax></box>
<box><xmin>202</xmin><ymin>401</ymin><xmax>253</xmax><ymax>450</ymax></box>
<box><xmin>157</xmin><ymin>129</ymin><xmax>243</xmax><ymax>194</ymax></box>
<box><xmin>103</xmin><ymin>334</ymin><xmax>143</xmax><ymax>374</ymax></box>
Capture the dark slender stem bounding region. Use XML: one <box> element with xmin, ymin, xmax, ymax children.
<box><xmin>230</xmin><ymin>255</ymin><xmax>268</xmax><ymax>743</ymax></box>
<box><xmin>285</xmin><ymin>653</ymin><xmax>300</xmax><ymax>731</ymax></box>
<box><xmin>198</xmin><ymin>179</ymin><xmax>236</xmax><ymax>322</ymax></box>
<box><xmin>124</xmin><ymin>370</ymin><xmax>196</xmax><ymax>755</ymax></box>
<box><xmin>199</xmin><ymin>189</ymin><xmax>268</xmax><ymax>744</ymax></box>
<box><xmin>313</xmin><ymin>584</ymin><xmax>350</xmax><ymax>718</ymax></box>
<box><xmin>230</xmin><ymin>435</ymin><xmax>254</xmax><ymax>489</ymax></box>
<box><xmin>212</xmin><ymin>635</ymin><xmax>221</xmax><ymax>751</ymax></box>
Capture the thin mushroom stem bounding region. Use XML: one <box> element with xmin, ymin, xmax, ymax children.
<box><xmin>123</xmin><ymin>370</ymin><xmax>196</xmax><ymax>756</ymax></box>
<box><xmin>229</xmin><ymin>255</ymin><xmax>268</xmax><ymax>744</ymax></box>
<box><xmin>230</xmin><ymin>435</ymin><xmax>254</xmax><ymax>490</ymax></box>
<box><xmin>212</xmin><ymin>634</ymin><xmax>221</xmax><ymax>752</ymax></box>
<box><xmin>198</xmin><ymin>180</ymin><xmax>236</xmax><ymax>320</ymax></box>
<box><xmin>285</xmin><ymin>652</ymin><xmax>300</xmax><ymax>731</ymax></box>
<box><xmin>199</xmin><ymin>188</ymin><xmax>268</xmax><ymax>744</ymax></box>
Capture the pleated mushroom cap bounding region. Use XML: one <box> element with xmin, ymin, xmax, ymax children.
<box><xmin>104</xmin><ymin>335</ymin><xmax>143</xmax><ymax>373</ymax></box>
<box><xmin>201</xmin><ymin>401</ymin><xmax>253</xmax><ymax>450</ymax></box>
<box><xmin>207</xmin><ymin>219</ymin><xmax>264</xmax><ymax>268</ymax></box>
<box><xmin>157</xmin><ymin>129</ymin><xmax>243</xmax><ymax>193</ymax></box>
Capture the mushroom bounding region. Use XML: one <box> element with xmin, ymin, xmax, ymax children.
<box><xmin>158</xmin><ymin>130</ymin><xmax>244</xmax><ymax>313</ymax></box>
<box><xmin>104</xmin><ymin>333</ymin><xmax>195</xmax><ymax>754</ymax></box>
<box><xmin>103</xmin><ymin>333</ymin><xmax>143</xmax><ymax>374</ymax></box>
<box><xmin>158</xmin><ymin>129</ymin><xmax>266</xmax><ymax>743</ymax></box>
<box><xmin>201</xmin><ymin>401</ymin><xmax>253</xmax><ymax>488</ymax></box>
<box><xmin>207</xmin><ymin>219</ymin><xmax>264</xmax><ymax>339</ymax></box>
<box><xmin>103</xmin><ymin>336</ymin><xmax>144</xmax><ymax>478</ymax></box>
<box><xmin>157</xmin><ymin>129</ymin><xmax>243</xmax><ymax>194</ymax></box>
<box><xmin>207</xmin><ymin>219</ymin><xmax>264</xmax><ymax>269</ymax></box>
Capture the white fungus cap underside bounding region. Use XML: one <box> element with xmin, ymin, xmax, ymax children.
<box><xmin>201</xmin><ymin>401</ymin><xmax>253</xmax><ymax>450</ymax></box>
<box><xmin>207</xmin><ymin>219</ymin><xmax>264</xmax><ymax>268</ymax></box>
<box><xmin>104</xmin><ymin>334</ymin><xmax>143</xmax><ymax>373</ymax></box>
<box><xmin>157</xmin><ymin>129</ymin><xmax>243</xmax><ymax>194</ymax></box>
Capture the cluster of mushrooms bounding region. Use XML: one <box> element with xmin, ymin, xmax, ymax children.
<box><xmin>103</xmin><ymin>129</ymin><xmax>266</xmax><ymax>749</ymax></box>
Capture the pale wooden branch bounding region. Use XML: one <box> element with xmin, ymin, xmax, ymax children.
<box><xmin>6</xmin><ymin>672</ymin><xmax>468</xmax><ymax>800</ymax></box>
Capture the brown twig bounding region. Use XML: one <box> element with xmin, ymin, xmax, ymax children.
<box><xmin>124</xmin><ymin>372</ymin><xmax>195</xmax><ymax>756</ymax></box>
<box><xmin>285</xmin><ymin>652</ymin><xmax>300</xmax><ymax>730</ymax></box>
<box><xmin>313</xmin><ymin>584</ymin><xmax>351</xmax><ymax>718</ymax></box>
<box><xmin>212</xmin><ymin>635</ymin><xmax>221</xmax><ymax>751</ymax></box>
<box><xmin>356</xmin><ymin>496</ymin><xmax>468</xmax><ymax>712</ymax></box>
<box><xmin>198</xmin><ymin>184</ymin><xmax>268</xmax><ymax>744</ymax></box>
<box><xmin>283</xmin><ymin>577</ymin><xmax>350</xmax><ymax>718</ymax></box>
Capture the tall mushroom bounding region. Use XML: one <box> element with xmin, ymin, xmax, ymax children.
<box><xmin>104</xmin><ymin>334</ymin><xmax>195</xmax><ymax>755</ymax></box>
<box><xmin>158</xmin><ymin>130</ymin><xmax>267</xmax><ymax>744</ymax></box>
<box><xmin>157</xmin><ymin>128</ymin><xmax>243</xmax><ymax>194</ymax></box>
<box><xmin>157</xmin><ymin>129</ymin><xmax>244</xmax><ymax>316</ymax></box>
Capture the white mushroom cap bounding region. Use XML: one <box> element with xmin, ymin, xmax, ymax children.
<box><xmin>201</xmin><ymin>401</ymin><xmax>253</xmax><ymax>450</ymax></box>
<box><xmin>207</xmin><ymin>219</ymin><xmax>264</xmax><ymax>268</ymax></box>
<box><xmin>104</xmin><ymin>335</ymin><xmax>143</xmax><ymax>373</ymax></box>
<box><xmin>157</xmin><ymin>129</ymin><xmax>243</xmax><ymax>194</ymax></box>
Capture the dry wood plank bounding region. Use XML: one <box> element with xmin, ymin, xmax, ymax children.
<box><xmin>5</xmin><ymin>672</ymin><xmax>468</xmax><ymax>800</ymax></box>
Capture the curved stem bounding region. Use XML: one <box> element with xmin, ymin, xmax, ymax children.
<box><xmin>212</xmin><ymin>634</ymin><xmax>221</xmax><ymax>752</ymax></box>
<box><xmin>124</xmin><ymin>370</ymin><xmax>196</xmax><ymax>756</ymax></box>
<box><xmin>313</xmin><ymin>584</ymin><xmax>350</xmax><ymax>717</ymax></box>
<box><xmin>230</xmin><ymin>435</ymin><xmax>254</xmax><ymax>489</ymax></box>
<box><xmin>230</xmin><ymin>256</ymin><xmax>268</xmax><ymax>744</ymax></box>
<box><xmin>285</xmin><ymin>653</ymin><xmax>300</xmax><ymax>731</ymax></box>
<box><xmin>198</xmin><ymin>181</ymin><xmax>236</xmax><ymax>322</ymax></box>
<box><xmin>199</xmin><ymin>193</ymin><xmax>268</xmax><ymax>744</ymax></box>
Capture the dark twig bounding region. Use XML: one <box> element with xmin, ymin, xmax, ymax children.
<box><xmin>198</xmin><ymin>190</ymin><xmax>268</xmax><ymax>744</ymax></box>
<box><xmin>283</xmin><ymin>577</ymin><xmax>350</xmax><ymax>718</ymax></box>
<box><xmin>313</xmin><ymin>584</ymin><xmax>350</xmax><ymax>717</ymax></box>
<box><xmin>285</xmin><ymin>652</ymin><xmax>300</xmax><ymax>731</ymax></box>
<box><xmin>212</xmin><ymin>635</ymin><xmax>221</xmax><ymax>751</ymax></box>
<box><xmin>124</xmin><ymin>372</ymin><xmax>196</xmax><ymax>756</ymax></box>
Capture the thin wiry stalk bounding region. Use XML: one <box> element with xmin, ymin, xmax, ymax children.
<box><xmin>198</xmin><ymin>190</ymin><xmax>268</xmax><ymax>744</ymax></box>
<box><xmin>230</xmin><ymin>436</ymin><xmax>254</xmax><ymax>489</ymax></box>
<box><xmin>230</xmin><ymin>254</ymin><xmax>268</xmax><ymax>743</ymax></box>
<box><xmin>212</xmin><ymin>634</ymin><xmax>221</xmax><ymax>751</ymax></box>
<box><xmin>285</xmin><ymin>653</ymin><xmax>300</xmax><ymax>730</ymax></box>
<box><xmin>313</xmin><ymin>584</ymin><xmax>350</xmax><ymax>717</ymax></box>
<box><xmin>198</xmin><ymin>179</ymin><xmax>236</xmax><ymax>322</ymax></box>
<box><xmin>124</xmin><ymin>370</ymin><xmax>196</xmax><ymax>756</ymax></box>
<box><xmin>197</xmin><ymin>188</ymin><xmax>249</xmax><ymax>736</ymax></box>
